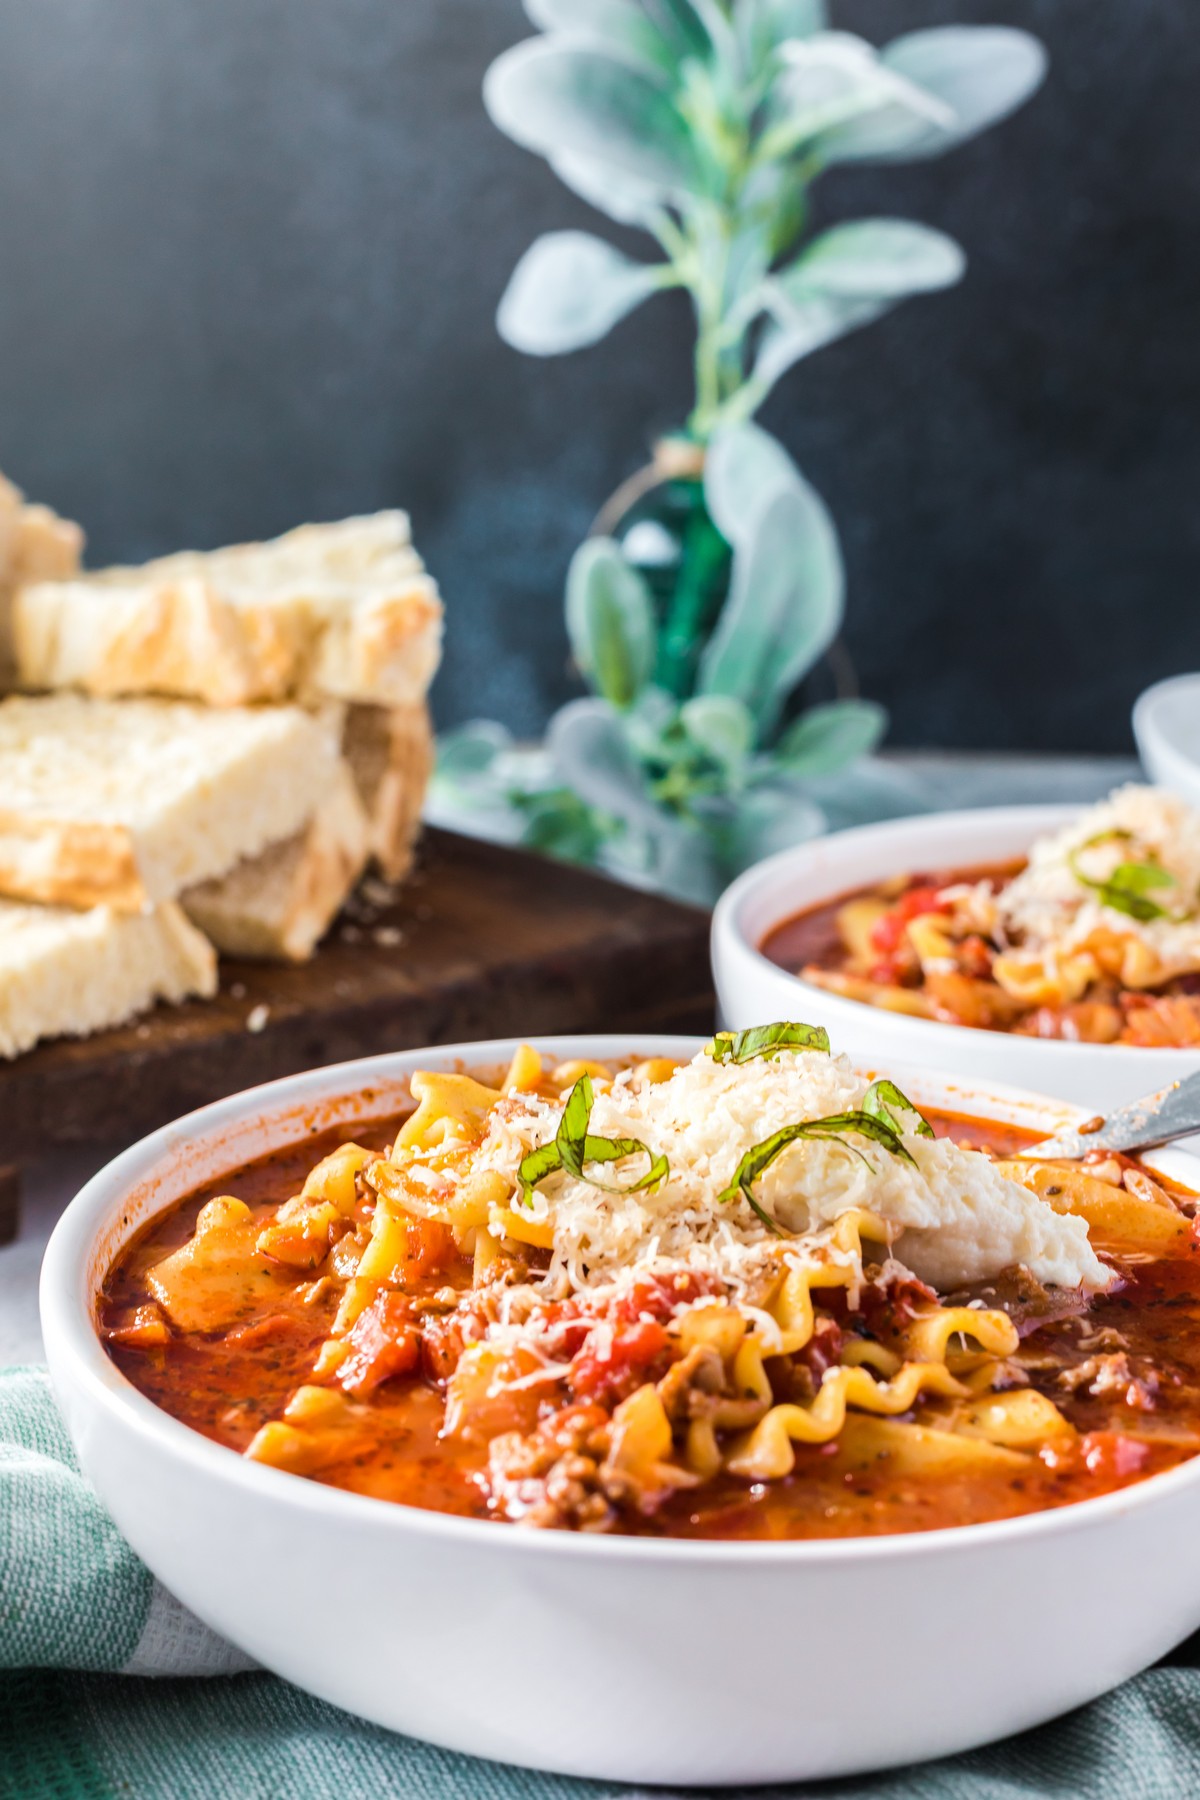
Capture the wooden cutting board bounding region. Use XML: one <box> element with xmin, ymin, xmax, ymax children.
<box><xmin>0</xmin><ymin>829</ymin><xmax>714</xmax><ymax>1237</ymax></box>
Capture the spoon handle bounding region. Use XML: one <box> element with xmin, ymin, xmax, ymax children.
<box><xmin>1031</xmin><ymin>1068</ymin><xmax>1200</xmax><ymax>1161</ymax></box>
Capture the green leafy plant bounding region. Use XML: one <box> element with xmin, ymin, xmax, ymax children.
<box><xmin>432</xmin><ymin>3</ymin><xmax>1046</xmax><ymax>902</ymax></box>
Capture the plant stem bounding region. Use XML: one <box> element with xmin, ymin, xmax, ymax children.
<box><xmin>692</xmin><ymin>284</ymin><xmax>723</xmax><ymax>436</ymax></box>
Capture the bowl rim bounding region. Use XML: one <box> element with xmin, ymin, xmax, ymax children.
<box><xmin>1134</xmin><ymin>674</ymin><xmax>1200</xmax><ymax>776</ymax></box>
<box><xmin>711</xmin><ymin>802</ymin><xmax>1196</xmax><ymax>1066</ymax></box>
<box><xmin>1133</xmin><ymin>671</ymin><xmax>1200</xmax><ymax>724</ymax></box>
<box><xmin>41</xmin><ymin>1030</ymin><xmax>1200</xmax><ymax>1566</ymax></box>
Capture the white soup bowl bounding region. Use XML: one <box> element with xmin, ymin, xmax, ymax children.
<box><xmin>40</xmin><ymin>1034</ymin><xmax>1200</xmax><ymax>1785</ymax></box>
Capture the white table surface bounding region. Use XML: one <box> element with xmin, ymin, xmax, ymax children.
<box><xmin>1</xmin><ymin>752</ymin><xmax>1138</xmax><ymax>1366</ymax></box>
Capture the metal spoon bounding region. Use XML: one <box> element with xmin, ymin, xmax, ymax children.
<box><xmin>1029</xmin><ymin>1068</ymin><xmax>1200</xmax><ymax>1161</ymax></box>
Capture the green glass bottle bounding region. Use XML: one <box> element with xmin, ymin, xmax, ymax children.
<box><xmin>598</xmin><ymin>436</ymin><xmax>733</xmax><ymax>702</ymax></box>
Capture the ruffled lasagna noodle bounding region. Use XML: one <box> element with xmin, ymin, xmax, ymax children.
<box><xmin>101</xmin><ymin>1027</ymin><xmax>1200</xmax><ymax>1536</ymax></box>
<box><xmin>774</xmin><ymin>785</ymin><xmax>1200</xmax><ymax>1046</ymax></box>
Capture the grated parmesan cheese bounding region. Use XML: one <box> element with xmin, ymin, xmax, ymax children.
<box><xmin>999</xmin><ymin>785</ymin><xmax>1200</xmax><ymax>978</ymax></box>
<box><xmin>433</xmin><ymin>1047</ymin><xmax>1110</xmax><ymax>1309</ymax></box>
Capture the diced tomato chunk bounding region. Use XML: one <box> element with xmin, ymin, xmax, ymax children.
<box><xmin>401</xmin><ymin>1216</ymin><xmax>456</xmax><ymax>1279</ymax></box>
<box><xmin>869</xmin><ymin>884</ymin><xmax>949</xmax><ymax>958</ymax></box>
<box><xmin>419</xmin><ymin>1304</ymin><xmax>490</xmax><ymax>1383</ymax></box>
<box><xmin>611</xmin><ymin>1272</ymin><xmax>718</xmax><ymax>1325</ymax></box>
<box><xmin>570</xmin><ymin>1319</ymin><xmax>670</xmax><ymax>1403</ymax></box>
<box><xmin>337</xmin><ymin>1291</ymin><xmax>420</xmax><ymax>1395</ymax></box>
<box><xmin>554</xmin><ymin>1318</ymin><xmax>593</xmax><ymax>1359</ymax></box>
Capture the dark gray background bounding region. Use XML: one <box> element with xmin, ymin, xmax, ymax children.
<box><xmin>0</xmin><ymin>0</ymin><xmax>1195</xmax><ymax>752</ymax></box>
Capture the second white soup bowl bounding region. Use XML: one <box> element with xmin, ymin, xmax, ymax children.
<box><xmin>712</xmin><ymin>805</ymin><xmax>1200</xmax><ymax>1112</ymax></box>
<box><xmin>39</xmin><ymin>1034</ymin><xmax>1200</xmax><ymax>1784</ymax></box>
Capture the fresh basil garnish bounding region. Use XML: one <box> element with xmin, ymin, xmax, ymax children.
<box><xmin>518</xmin><ymin>1074</ymin><xmax>668</xmax><ymax>1204</ymax></box>
<box><xmin>862</xmin><ymin>1078</ymin><xmax>935</xmax><ymax>1140</ymax></box>
<box><xmin>1068</xmin><ymin>833</ymin><xmax>1181</xmax><ymax>924</ymax></box>
<box><xmin>709</xmin><ymin>1022</ymin><xmax>830</xmax><ymax>1065</ymax></box>
<box><xmin>719</xmin><ymin>1106</ymin><xmax>920</xmax><ymax>1235</ymax></box>
<box><xmin>555</xmin><ymin>1072</ymin><xmax>598</xmax><ymax>1180</ymax></box>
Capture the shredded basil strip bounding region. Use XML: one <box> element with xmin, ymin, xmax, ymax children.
<box><xmin>517</xmin><ymin>1074</ymin><xmax>668</xmax><ymax>1202</ymax></box>
<box><xmin>515</xmin><ymin>1140</ymin><xmax>561</xmax><ymax>1195</ymax></box>
<box><xmin>556</xmin><ymin>1071</ymin><xmax>594</xmax><ymax>1174</ymax></box>
<box><xmin>862</xmin><ymin>1078</ymin><xmax>935</xmax><ymax>1140</ymax></box>
<box><xmin>1108</xmin><ymin>860</ymin><xmax>1177</xmax><ymax>895</ymax></box>
<box><xmin>709</xmin><ymin>1021</ymin><xmax>831</xmax><ymax>1065</ymax></box>
<box><xmin>1068</xmin><ymin>835</ymin><xmax>1181</xmax><ymax>924</ymax></box>
<box><xmin>719</xmin><ymin>1108</ymin><xmax>918</xmax><ymax>1236</ymax></box>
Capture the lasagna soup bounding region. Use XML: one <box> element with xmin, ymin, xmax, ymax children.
<box><xmin>102</xmin><ymin>1026</ymin><xmax>1200</xmax><ymax>1538</ymax></box>
<box><xmin>768</xmin><ymin>785</ymin><xmax>1200</xmax><ymax>1046</ymax></box>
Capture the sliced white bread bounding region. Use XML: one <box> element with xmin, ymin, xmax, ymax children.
<box><xmin>0</xmin><ymin>693</ymin><xmax>341</xmax><ymax>911</ymax></box>
<box><xmin>13</xmin><ymin>512</ymin><xmax>442</xmax><ymax>709</ymax></box>
<box><xmin>0</xmin><ymin>472</ymin><xmax>84</xmax><ymax>686</ymax></box>
<box><xmin>343</xmin><ymin>700</ymin><xmax>433</xmax><ymax>881</ymax></box>
<box><xmin>183</xmin><ymin>762</ymin><xmax>368</xmax><ymax>962</ymax></box>
<box><xmin>10</xmin><ymin>501</ymin><xmax>85</xmax><ymax>585</ymax></box>
<box><xmin>0</xmin><ymin>474</ymin><xmax>22</xmax><ymax>586</ymax></box>
<box><xmin>0</xmin><ymin>898</ymin><xmax>217</xmax><ymax>1059</ymax></box>
<box><xmin>180</xmin><ymin>704</ymin><xmax>431</xmax><ymax>961</ymax></box>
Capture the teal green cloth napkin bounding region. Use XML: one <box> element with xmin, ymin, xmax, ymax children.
<box><xmin>5</xmin><ymin>1364</ymin><xmax>1200</xmax><ymax>1800</ymax></box>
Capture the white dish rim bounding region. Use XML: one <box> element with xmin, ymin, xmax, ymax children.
<box><xmin>41</xmin><ymin>1030</ymin><xmax>1200</xmax><ymax>1566</ymax></box>
<box><xmin>1133</xmin><ymin>671</ymin><xmax>1200</xmax><ymax>726</ymax></box>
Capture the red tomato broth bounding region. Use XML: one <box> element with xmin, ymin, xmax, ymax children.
<box><xmin>651</xmin><ymin>1251</ymin><xmax>1200</xmax><ymax>1540</ymax></box>
<box><xmin>760</xmin><ymin>863</ymin><xmax>1025</xmax><ymax>978</ymax></box>
<box><xmin>99</xmin><ymin>1101</ymin><xmax>1200</xmax><ymax>1539</ymax></box>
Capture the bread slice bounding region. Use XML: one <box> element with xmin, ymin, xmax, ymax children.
<box><xmin>0</xmin><ymin>474</ymin><xmax>22</xmax><ymax>581</ymax></box>
<box><xmin>10</xmin><ymin>500</ymin><xmax>85</xmax><ymax>586</ymax></box>
<box><xmin>13</xmin><ymin>512</ymin><xmax>442</xmax><ymax>709</ymax></box>
<box><xmin>343</xmin><ymin>701</ymin><xmax>432</xmax><ymax>881</ymax></box>
<box><xmin>183</xmin><ymin>762</ymin><xmax>368</xmax><ymax>962</ymax></box>
<box><xmin>180</xmin><ymin>703</ymin><xmax>431</xmax><ymax>961</ymax></box>
<box><xmin>0</xmin><ymin>473</ymin><xmax>84</xmax><ymax>687</ymax></box>
<box><xmin>0</xmin><ymin>693</ymin><xmax>341</xmax><ymax>911</ymax></box>
<box><xmin>0</xmin><ymin>898</ymin><xmax>217</xmax><ymax>1059</ymax></box>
